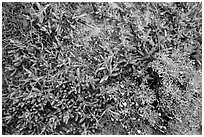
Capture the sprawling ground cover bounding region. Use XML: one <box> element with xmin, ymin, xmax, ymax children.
<box><xmin>2</xmin><ymin>2</ymin><xmax>202</xmax><ymax>135</ymax></box>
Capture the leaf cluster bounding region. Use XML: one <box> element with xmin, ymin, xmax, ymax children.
<box><xmin>2</xmin><ymin>2</ymin><xmax>202</xmax><ymax>135</ymax></box>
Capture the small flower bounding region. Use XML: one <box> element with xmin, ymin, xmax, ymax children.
<box><xmin>135</xmin><ymin>102</ymin><xmax>139</xmax><ymax>107</ymax></box>
<box><xmin>122</xmin><ymin>102</ymin><xmax>127</xmax><ymax>107</ymax></box>
<box><xmin>120</xmin><ymin>85</ymin><xmax>125</xmax><ymax>88</ymax></box>
<box><xmin>131</xmin><ymin>117</ymin><xmax>136</xmax><ymax>120</ymax></box>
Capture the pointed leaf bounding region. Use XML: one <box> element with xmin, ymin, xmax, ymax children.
<box><xmin>75</xmin><ymin>113</ymin><xmax>79</xmax><ymax>121</ymax></box>
<box><xmin>100</xmin><ymin>75</ymin><xmax>109</xmax><ymax>83</ymax></box>
<box><xmin>76</xmin><ymin>67</ymin><xmax>80</xmax><ymax>78</ymax></box>
<box><xmin>137</xmin><ymin>50</ymin><xmax>144</xmax><ymax>56</ymax></box>
<box><xmin>110</xmin><ymin>73</ymin><xmax>118</xmax><ymax>77</ymax></box>
<box><xmin>79</xmin><ymin>117</ymin><xmax>85</xmax><ymax>124</ymax></box>
<box><xmin>95</xmin><ymin>66</ymin><xmax>106</xmax><ymax>75</ymax></box>
<box><xmin>35</xmin><ymin>2</ymin><xmax>42</xmax><ymax>11</ymax></box>
<box><xmin>40</xmin><ymin>26</ymin><xmax>47</xmax><ymax>32</ymax></box>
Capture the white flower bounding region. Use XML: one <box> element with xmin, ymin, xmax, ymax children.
<box><xmin>122</xmin><ymin>102</ymin><xmax>127</xmax><ymax>107</ymax></box>
<box><xmin>120</xmin><ymin>85</ymin><xmax>125</xmax><ymax>88</ymax></box>
<box><xmin>137</xmin><ymin>130</ymin><xmax>141</xmax><ymax>134</ymax></box>
<box><xmin>121</xmin><ymin>92</ymin><xmax>125</xmax><ymax>96</ymax></box>
<box><xmin>135</xmin><ymin>102</ymin><xmax>139</xmax><ymax>106</ymax></box>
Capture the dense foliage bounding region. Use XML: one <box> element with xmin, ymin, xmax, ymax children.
<box><xmin>2</xmin><ymin>2</ymin><xmax>202</xmax><ymax>135</ymax></box>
